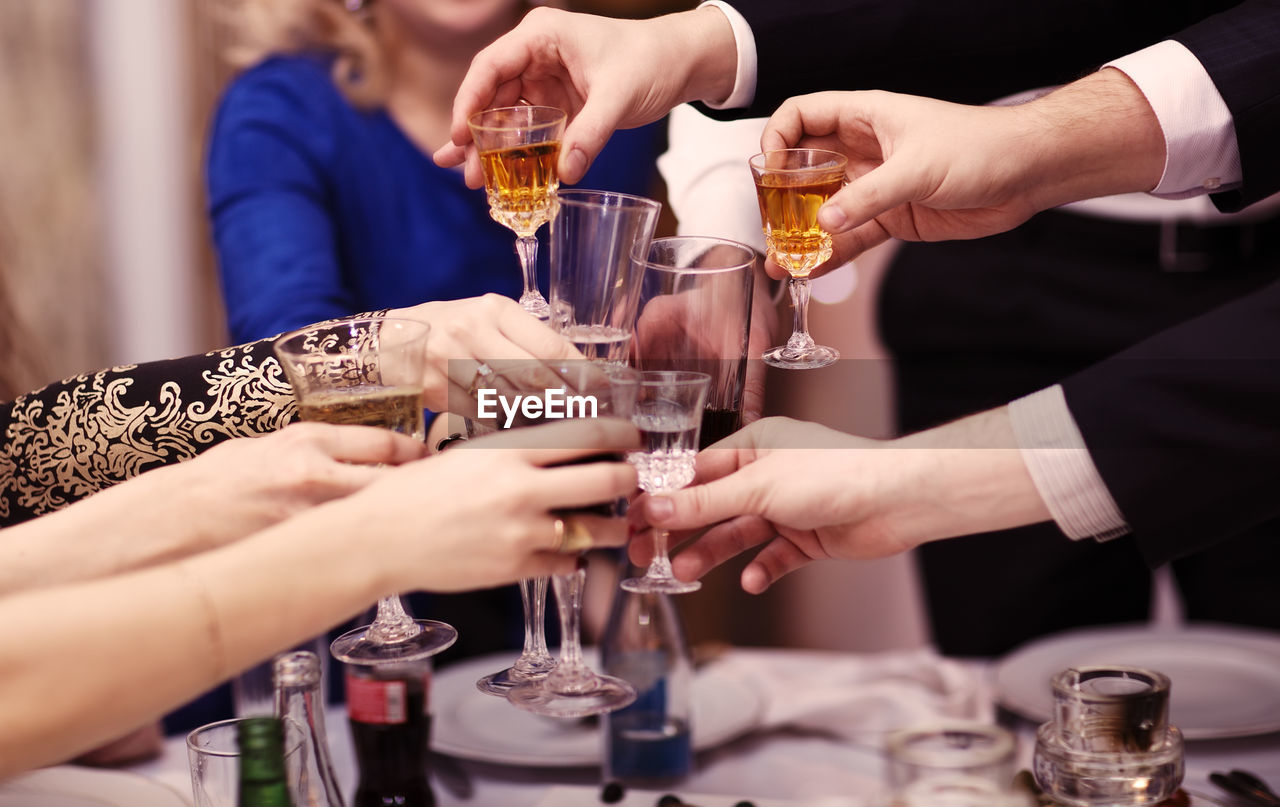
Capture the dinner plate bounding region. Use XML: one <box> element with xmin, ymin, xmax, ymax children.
<box><xmin>531</xmin><ymin>784</ymin><xmax>859</xmax><ymax>807</ymax></box>
<box><xmin>994</xmin><ymin>623</ymin><xmax>1280</xmax><ymax>739</ymax></box>
<box><xmin>431</xmin><ymin>650</ymin><xmax>767</xmax><ymax>766</ymax></box>
<box><xmin>0</xmin><ymin>766</ymin><xmax>189</xmax><ymax>807</ymax></box>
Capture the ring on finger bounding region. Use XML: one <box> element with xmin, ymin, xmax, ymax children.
<box><xmin>468</xmin><ymin>361</ymin><xmax>496</xmax><ymax>396</ymax></box>
<box><xmin>552</xmin><ymin>515</ymin><xmax>594</xmax><ymax>554</ymax></box>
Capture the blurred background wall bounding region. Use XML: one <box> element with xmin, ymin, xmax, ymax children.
<box><xmin>0</xmin><ymin>0</ymin><xmax>929</xmax><ymax>653</ymax></box>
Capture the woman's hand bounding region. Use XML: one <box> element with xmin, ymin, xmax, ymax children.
<box><xmin>390</xmin><ymin>294</ymin><xmax>582</xmax><ymax>414</ymax></box>
<box><xmin>338</xmin><ymin>417</ymin><xmax>641</xmax><ymax>593</ymax></box>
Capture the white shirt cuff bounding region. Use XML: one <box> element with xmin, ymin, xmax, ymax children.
<box><xmin>697</xmin><ymin>1</ymin><xmax>757</xmax><ymax>109</ymax></box>
<box><xmin>1105</xmin><ymin>41</ymin><xmax>1241</xmax><ymax>199</ymax></box>
<box><xmin>1008</xmin><ymin>385</ymin><xmax>1130</xmax><ymax>542</ymax></box>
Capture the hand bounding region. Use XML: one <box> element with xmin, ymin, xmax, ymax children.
<box><xmin>0</xmin><ymin>423</ymin><xmax>428</xmax><ymax>595</ymax></box>
<box><xmin>630</xmin><ymin>411</ymin><xmax>1050</xmax><ymax>593</ymax></box>
<box><xmin>390</xmin><ymin>294</ymin><xmax>582</xmax><ymax>414</ymax></box>
<box><xmin>758</xmin><ymin>71</ymin><xmax>1165</xmax><ymax>275</ymax></box>
<box><xmin>432</xmin><ymin>7</ymin><xmax>738</xmax><ymax>187</ymax></box>
<box><xmin>345</xmin><ymin>417</ymin><xmax>641</xmax><ymax>592</ymax></box>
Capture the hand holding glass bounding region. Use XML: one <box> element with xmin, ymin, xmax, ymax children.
<box><xmin>750</xmin><ymin>148</ymin><xmax>847</xmax><ymax>370</ymax></box>
<box><xmin>469</xmin><ymin>105</ymin><xmax>567</xmax><ymax>320</ymax></box>
<box><xmin>273</xmin><ymin>317</ymin><xmax>457</xmax><ymax>665</ymax></box>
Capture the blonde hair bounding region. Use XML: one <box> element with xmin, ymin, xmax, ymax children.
<box><xmin>215</xmin><ymin>0</ymin><xmax>389</xmax><ymax>107</ymax></box>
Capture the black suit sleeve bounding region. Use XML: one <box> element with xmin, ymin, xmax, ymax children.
<box><xmin>1060</xmin><ymin>279</ymin><xmax>1280</xmax><ymax>567</ymax></box>
<box><xmin>1174</xmin><ymin>0</ymin><xmax>1280</xmax><ymax>211</ymax></box>
<box><xmin>697</xmin><ymin>0</ymin><xmax>1238</xmax><ymax>117</ymax></box>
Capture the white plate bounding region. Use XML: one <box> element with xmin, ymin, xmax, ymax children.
<box><xmin>431</xmin><ymin>650</ymin><xmax>766</xmax><ymax>766</ymax></box>
<box><xmin>994</xmin><ymin>623</ymin><xmax>1280</xmax><ymax>739</ymax></box>
<box><xmin>0</xmin><ymin>766</ymin><xmax>190</xmax><ymax>807</ymax></box>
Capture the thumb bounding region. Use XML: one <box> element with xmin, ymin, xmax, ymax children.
<box><xmin>559</xmin><ymin>94</ymin><xmax>631</xmax><ymax>185</ymax></box>
<box><xmin>647</xmin><ymin>467</ymin><xmax>764</xmax><ymax>532</ymax></box>
<box><xmin>817</xmin><ymin>157</ymin><xmax>918</xmax><ymax>234</ymax></box>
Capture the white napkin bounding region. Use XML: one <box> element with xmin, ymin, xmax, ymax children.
<box><xmin>709</xmin><ymin>648</ymin><xmax>987</xmax><ymax>744</ymax></box>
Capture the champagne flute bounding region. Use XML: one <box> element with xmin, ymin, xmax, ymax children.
<box><xmin>506</xmin><ymin>363</ymin><xmax>642</xmax><ymax>718</ymax></box>
<box><xmin>273</xmin><ymin>316</ymin><xmax>458</xmax><ymax>665</ymax></box>
<box><xmin>749</xmin><ymin>148</ymin><xmax>848</xmax><ymax>370</ymax></box>
<box><xmin>620</xmin><ymin>371</ymin><xmax>710</xmax><ymax>594</ymax></box>
<box><xmin>469</xmin><ymin>105</ymin><xmax>567</xmax><ymax>320</ymax></box>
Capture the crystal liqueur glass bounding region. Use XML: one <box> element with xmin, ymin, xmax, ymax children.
<box><xmin>749</xmin><ymin>148</ymin><xmax>848</xmax><ymax>369</ymax></box>
<box><xmin>273</xmin><ymin>317</ymin><xmax>457</xmax><ymax>665</ymax></box>
<box><xmin>621</xmin><ymin>371</ymin><xmax>711</xmax><ymax>594</ymax></box>
<box><xmin>505</xmin><ymin>365</ymin><xmax>641</xmax><ymax>718</ymax></box>
<box><xmin>475</xmin><ymin>576</ymin><xmax>555</xmax><ymax>696</ymax></box>
<box><xmin>469</xmin><ymin>105</ymin><xmax>567</xmax><ymax>320</ymax></box>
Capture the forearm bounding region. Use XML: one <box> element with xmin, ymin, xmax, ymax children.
<box><xmin>0</xmin><ymin>501</ymin><xmax>380</xmax><ymax>778</ymax></box>
<box><xmin>1019</xmin><ymin>68</ymin><xmax>1166</xmax><ymax>211</ymax></box>
<box><xmin>885</xmin><ymin>407</ymin><xmax>1053</xmax><ymax>547</ymax></box>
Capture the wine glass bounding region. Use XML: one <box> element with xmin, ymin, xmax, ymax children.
<box><xmin>469</xmin><ymin>105</ymin><xmax>567</xmax><ymax>320</ymax></box>
<box><xmin>474</xmin><ymin>576</ymin><xmax>554</xmax><ymax>696</ymax></box>
<box><xmin>620</xmin><ymin>370</ymin><xmax>711</xmax><ymax>594</ymax></box>
<box><xmin>549</xmin><ymin>189</ymin><xmax>662</xmax><ymax>364</ymax></box>
<box><xmin>272</xmin><ymin>316</ymin><xmax>458</xmax><ymax>665</ymax></box>
<box><xmin>505</xmin><ymin>363</ymin><xmax>643</xmax><ymax>718</ymax></box>
<box><xmin>633</xmin><ymin>235</ymin><xmax>757</xmax><ymax>447</ymax></box>
<box><xmin>749</xmin><ymin>148</ymin><xmax>848</xmax><ymax>369</ymax></box>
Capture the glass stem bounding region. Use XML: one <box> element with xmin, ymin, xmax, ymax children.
<box><xmin>515</xmin><ymin>235</ymin><xmax>540</xmax><ymax>300</ymax></box>
<box><xmin>512</xmin><ymin>577</ymin><xmax>553</xmax><ymax>674</ymax></box>
<box><xmin>366</xmin><ymin>595</ymin><xmax>420</xmax><ymax>644</ymax></box>
<box><xmin>547</xmin><ymin>569</ymin><xmax>590</xmax><ymax>693</ymax></box>
<box><xmin>646</xmin><ymin>528</ymin><xmax>676</xmax><ymax>580</ymax></box>
<box><xmin>785</xmin><ymin>277</ymin><xmax>816</xmax><ymax>352</ymax></box>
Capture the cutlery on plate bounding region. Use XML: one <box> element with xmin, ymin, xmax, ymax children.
<box><xmin>1210</xmin><ymin>771</ymin><xmax>1280</xmax><ymax>807</ymax></box>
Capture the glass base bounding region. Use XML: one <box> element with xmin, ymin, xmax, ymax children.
<box><xmin>506</xmin><ymin>673</ymin><xmax>636</xmax><ymax>718</ymax></box>
<box><xmin>519</xmin><ymin>291</ymin><xmax>551</xmax><ymax>321</ymax></box>
<box><xmin>620</xmin><ymin>574</ymin><xmax>702</xmax><ymax>594</ymax></box>
<box><xmin>762</xmin><ymin>343</ymin><xmax>838</xmax><ymax>370</ymax></box>
<box><xmin>475</xmin><ymin>657</ymin><xmax>555</xmax><ymax>697</ymax></box>
<box><xmin>330</xmin><ymin>619</ymin><xmax>457</xmax><ymax>666</ymax></box>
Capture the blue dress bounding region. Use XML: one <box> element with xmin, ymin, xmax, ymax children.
<box><xmin>207</xmin><ymin>54</ymin><xmax>664</xmax><ymax>345</ymax></box>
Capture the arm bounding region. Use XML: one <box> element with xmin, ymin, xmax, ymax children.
<box><xmin>0</xmin><ymin>418</ymin><xmax>639</xmax><ymax>777</ymax></box>
<box><xmin>0</xmin><ymin>339</ymin><xmax>295</xmax><ymax>526</ymax></box>
<box><xmin>207</xmin><ymin>60</ymin><xmax>355</xmax><ymax>343</ymax></box>
<box><xmin>631</xmin><ymin>411</ymin><xmax>1050</xmax><ymax>593</ymax></box>
<box><xmin>0</xmin><ymin>423</ymin><xmax>426</xmax><ymax>595</ymax></box>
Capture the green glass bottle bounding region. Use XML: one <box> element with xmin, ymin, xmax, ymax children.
<box><xmin>237</xmin><ymin>717</ymin><xmax>295</xmax><ymax>807</ymax></box>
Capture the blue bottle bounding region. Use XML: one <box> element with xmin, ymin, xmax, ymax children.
<box><xmin>600</xmin><ymin>570</ymin><xmax>693</xmax><ymax>787</ymax></box>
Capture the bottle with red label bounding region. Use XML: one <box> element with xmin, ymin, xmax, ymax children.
<box><xmin>344</xmin><ymin>658</ymin><xmax>435</xmax><ymax>807</ymax></box>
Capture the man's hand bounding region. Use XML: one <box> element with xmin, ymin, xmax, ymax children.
<box><xmin>433</xmin><ymin>7</ymin><xmax>738</xmax><ymax>187</ymax></box>
<box><xmin>758</xmin><ymin>70</ymin><xmax>1166</xmax><ymax>275</ymax></box>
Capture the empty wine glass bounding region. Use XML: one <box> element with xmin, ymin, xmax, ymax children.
<box><xmin>469</xmin><ymin>105</ymin><xmax>567</xmax><ymax>320</ymax></box>
<box><xmin>273</xmin><ymin>317</ymin><xmax>457</xmax><ymax>665</ymax></box>
<box><xmin>621</xmin><ymin>370</ymin><xmax>711</xmax><ymax>594</ymax></box>
<box><xmin>505</xmin><ymin>364</ymin><xmax>641</xmax><ymax>718</ymax></box>
<box><xmin>475</xmin><ymin>577</ymin><xmax>555</xmax><ymax>696</ymax></box>
<box><xmin>749</xmin><ymin>148</ymin><xmax>848</xmax><ymax>369</ymax></box>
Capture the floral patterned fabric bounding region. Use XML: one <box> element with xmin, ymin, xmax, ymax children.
<box><xmin>0</xmin><ymin>338</ymin><xmax>297</xmax><ymax>525</ymax></box>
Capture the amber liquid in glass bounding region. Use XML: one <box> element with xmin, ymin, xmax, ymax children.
<box><xmin>480</xmin><ymin>142</ymin><xmax>561</xmax><ymax>237</ymax></box>
<box><xmin>753</xmin><ymin>175</ymin><xmax>843</xmax><ymax>277</ymax></box>
<box><xmin>298</xmin><ymin>385</ymin><xmax>425</xmax><ymax>439</ymax></box>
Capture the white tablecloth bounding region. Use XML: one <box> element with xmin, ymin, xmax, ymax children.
<box><xmin>129</xmin><ymin>647</ymin><xmax>1280</xmax><ymax>806</ymax></box>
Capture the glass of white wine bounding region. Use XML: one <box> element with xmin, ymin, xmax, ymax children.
<box><xmin>273</xmin><ymin>316</ymin><xmax>458</xmax><ymax>665</ymax></box>
<box><xmin>469</xmin><ymin>105</ymin><xmax>567</xmax><ymax>320</ymax></box>
<box><xmin>749</xmin><ymin>148</ymin><xmax>848</xmax><ymax>370</ymax></box>
<box><xmin>620</xmin><ymin>371</ymin><xmax>711</xmax><ymax>594</ymax></box>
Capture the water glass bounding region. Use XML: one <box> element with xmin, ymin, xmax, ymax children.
<box><xmin>633</xmin><ymin>235</ymin><xmax>756</xmax><ymax>447</ymax></box>
<box><xmin>186</xmin><ymin>717</ymin><xmax>304</xmax><ymax>807</ymax></box>
<box><xmin>549</xmin><ymin>189</ymin><xmax>662</xmax><ymax>364</ymax></box>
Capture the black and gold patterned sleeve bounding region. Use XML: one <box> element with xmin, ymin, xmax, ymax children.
<box><xmin>0</xmin><ymin>337</ymin><xmax>298</xmax><ymax>526</ymax></box>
